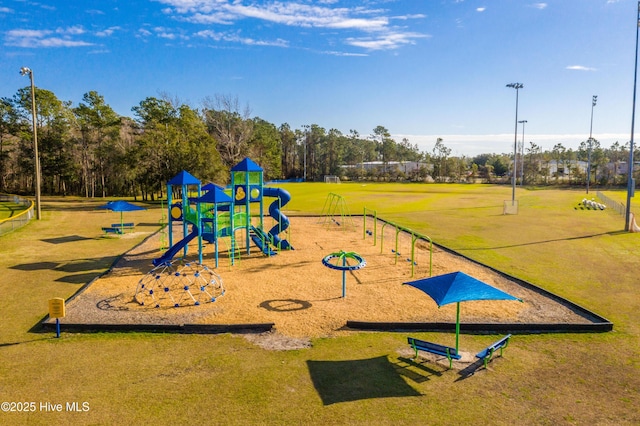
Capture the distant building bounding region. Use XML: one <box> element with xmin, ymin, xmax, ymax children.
<box><xmin>546</xmin><ymin>160</ymin><xmax>587</xmax><ymax>177</ymax></box>
<box><xmin>341</xmin><ymin>161</ymin><xmax>431</xmax><ymax>174</ymax></box>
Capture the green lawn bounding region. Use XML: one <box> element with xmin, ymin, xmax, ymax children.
<box><xmin>0</xmin><ymin>201</ymin><xmax>28</xmax><ymax>220</ymax></box>
<box><xmin>1</xmin><ymin>186</ymin><xmax>639</xmax><ymax>425</ymax></box>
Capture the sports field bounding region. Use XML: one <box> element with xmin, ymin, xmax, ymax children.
<box><xmin>1</xmin><ymin>184</ymin><xmax>639</xmax><ymax>425</ymax></box>
<box><xmin>0</xmin><ymin>200</ymin><xmax>28</xmax><ymax>221</ymax></box>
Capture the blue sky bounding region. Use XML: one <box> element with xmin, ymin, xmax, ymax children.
<box><xmin>1</xmin><ymin>0</ymin><xmax>638</xmax><ymax>156</ymax></box>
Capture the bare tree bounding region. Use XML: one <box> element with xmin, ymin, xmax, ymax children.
<box><xmin>202</xmin><ymin>94</ymin><xmax>253</xmax><ymax>167</ymax></box>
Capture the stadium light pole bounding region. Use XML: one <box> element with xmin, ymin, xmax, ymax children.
<box><xmin>586</xmin><ymin>95</ymin><xmax>597</xmax><ymax>194</ymax></box>
<box><xmin>506</xmin><ymin>83</ymin><xmax>523</xmax><ymax>205</ymax></box>
<box><xmin>625</xmin><ymin>2</ymin><xmax>640</xmax><ymax>231</ymax></box>
<box><xmin>518</xmin><ymin>120</ymin><xmax>527</xmax><ymax>185</ymax></box>
<box><xmin>20</xmin><ymin>67</ymin><xmax>41</xmax><ymax>220</ymax></box>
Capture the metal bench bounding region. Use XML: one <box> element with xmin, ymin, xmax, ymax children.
<box><xmin>475</xmin><ymin>334</ymin><xmax>512</xmax><ymax>368</ymax></box>
<box><xmin>111</xmin><ymin>222</ymin><xmax>134</xmax><ymax>230</ymax></box>
<box><xmin>407</xmin><ymin>337</ymin><xmax>461</xmax><ymax>369</ymax></box>
<box><xmin>101</xmin><ymin>227</ymin><xmax>123</xmax><ymax>235</ymax></box>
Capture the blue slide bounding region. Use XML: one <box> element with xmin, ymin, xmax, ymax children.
<box><xmin>262</xmin><ymin>187</ymin><xmax>294</xmax><ymax>250</ymax></box>
<box><xmin>152</xmin><ymin>225</ymin><xmax>199</xmax><ymax>266</ymax></box>
<box><xmin>250</xmin><ymin>225</ymin><xmax>277</xmax><ymax>256</ymax></box>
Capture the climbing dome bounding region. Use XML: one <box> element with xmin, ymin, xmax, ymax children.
<box><xmin>135</xmin><ymin>260</ymin><xmax>225</xmax><ymax>308</ymax></box>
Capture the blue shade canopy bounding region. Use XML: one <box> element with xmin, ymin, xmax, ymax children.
<box><xmin>231</xmin><ymin>157</ymin><xmax>262</xmax><ymax>172</ymax></box>
<box><xmin>167</xmin><ymin>170</ymin><xmax>200</xmax><ymax>185</ymax></box>
<box><xmin>196</xmin><ymin>187</ymin><xmax>232</xmax><ymax>204</ymax></box>
<box><xmin>404</xmin><ymin>271</ymin><xmax>521</xmax><ymax>352</ymax></box>
<box><xmin>404</xmin><ymin>271</ymin><xmax>520</xmax><ymax>306</ymax></box>
<box><xmin>96</xmin><ymin>200</ymin><xmax>146</xmax><ymax>212</ymax></box>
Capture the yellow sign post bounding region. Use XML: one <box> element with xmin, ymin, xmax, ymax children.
<box><xmin>48</xmin><ymin>298</ymin><xmax>65</xmax><ymax>338</ymax></box>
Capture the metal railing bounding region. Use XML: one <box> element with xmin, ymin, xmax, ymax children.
<box><xmin>0</xmin><ymin>194</ymin><xmax>34</xmax><ymax>236</ymax></box>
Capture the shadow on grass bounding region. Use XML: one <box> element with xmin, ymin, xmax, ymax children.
<box><xmin>10</xmin><ymin>261</ymin><xmax>60</xmax><ymax>271</ymax></box>
<box><xmin>53</xmin><ymin>258</ymin><xmax>117</xmax><ymax>273</ymax></box>
<box><xmin>307</xmin><ymin>356</ymin><xmax>421</xmax><ymax>405</ymax></box>
<box><xmin>0</xmin><ymin>336</ymin><xmax>57</xmax><ymax>348</ymax></box>
<box><xmin>41</xmin><ymin>235</ymin><xmax>92</xmax><ymax>244</ymax></box>
<box><xmin>451</xmin><ymin>230</ymin><xmax>625</xmax><ymax>251</ymax></box>
<box><xmin>55</xmin><ymin>272</ymin><xmax>103</xmax><ymax>284</ymax></box>
<box><xmin>10</xmin><ymin>257</ymin><xmax>117</xmax><ymax>274</ymax></box>
<box><xmin>394</xmin><ymin>356</ymin><xmax>444</xmax><ymax>383</ymax></box>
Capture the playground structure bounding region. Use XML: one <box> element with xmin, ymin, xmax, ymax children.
<box><xmin>153</xmin><ymin>157</ymin><xmax>293</xmax><ymax>268</ymax></box>
<box><xmin>322</xmin><ymin>250</ymin><xmax>367</xmax><ymax>298</ymax></box>
<box><xmin>135</xmin><ymin>157</ymin><xmax>293</xmax><ymax>308</ymax></box>
<box><xmin>363</xmin><ymin>208</ymin><xmax>433</xmax><ymax>278</ymax></box>
<box><xmin>135</xmin><ymin>260</ymin><xmax>224</xmax><ymax>308</ymax></box>
<box><xmin>319</xmin><ymin>192</ymin><xmax>355</xmax><ymax>229</ymax></box>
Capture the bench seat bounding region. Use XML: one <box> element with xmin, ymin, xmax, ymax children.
<box><xmin>102</xmin><ymin>227</ymin><xmax>123</xmax><ymax>234</ymax></box>
<box><xmin>475</xmin><ymin>334</ymin><xmax>512</xmax><ymax>368</ymax></box>
<box><xmin>111</xmin><ymin>222</ymin><xmax>134</xmax><ymax>229</ymax></box>
<box><xmin>408</xmin><ymin>337</ymin><xmax>461</xmax><ymax>369</ymax></box>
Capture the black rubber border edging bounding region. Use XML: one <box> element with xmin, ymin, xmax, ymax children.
<box><xmin>40</xmin><ymin>322</ymin><xmax>274</xmax><ymax>334</ymax></box>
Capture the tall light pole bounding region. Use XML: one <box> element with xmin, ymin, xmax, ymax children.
<box><xmin>518</xmin><ymin>120</ymin><xmax>527</xmax><ymax>185</ymax></box>
<box><xmin>506</xmin><ymin>83</ymin><xmax>523</xmax><ymax>205</ymax></box>
<box><xmin>586</xmin><ymin>95</ymin><xmax>597</xmax><ymax>194</ymax></box>
<box><xmin>625</xmin><ymin>2</ymin><xmax>640</xmax><ymax>231</ymax></box>
<box><xmin>20</xmin><ymin>67</ymin><xmax>41</xmax><ymax>220</ymax></box>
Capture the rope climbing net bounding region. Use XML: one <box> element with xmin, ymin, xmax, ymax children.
<box><xmin>135</xmin><ymin>260</ymin><xmax>225</xmax><ymax>308</ymax></box>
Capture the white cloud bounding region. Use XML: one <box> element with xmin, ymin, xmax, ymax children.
<box><xmin>57</xmin><ymin>25</ymin><xmax>86</xmax><ymax>35</ymax></box>
<box><xmin>477</xmin><ymin>7</ymin><xmax>486</xmax><ymax>12</ymax></box>
<box><xmin>346</xmin><ymin>32</ymin><xmax>429</xmax><ymax>51</ymax></box>
<box><xmin>5</xmin><ymin>27</ymin><xmax>94</xmax><ymax>48</ymax></box>
<box><xmin>324</xmin><ymin>50</ymin><xmax>368</xmax><ymax>57</ymax></box>
<box><xmin>6</xmin><ymin>29</ymin><xmax>49</xmax><ymax>38</ymax></box>
<box><xmin>156</xmin><ymin>0</ymin><xmax>428</xmax><ymax>51</ymax></box>
<box><xmin>532</xmin><ymin>3</ymin><xmax>547</xmax><ymax>10</ymax></box>
<box><xmin>0</xmin><ymin>7</ymin><xmax>14</xmax><ymax>13</ymax></box>
<box><xmin>391</xmin><ymin>14</ymin><xmax>427</xmax><ymax>21</ymax></box>
<box><xmin>34</xmin><ymin>37</ymin><xmax>93</xmax><ymax>47</ymax></box>
<box><xmin>196</xmin><ymin>29</ymin><xmax>288</xmax><ymax>47</ymax></box>
<box><xmin>95</xmin><ymin>26</ymin><xmax>121</xmax><ymax>37</ymax></box>
<box><xmin>566</xmin><ymin>65</ymin><xmax>597</xmax><ymax>71</ymax></box>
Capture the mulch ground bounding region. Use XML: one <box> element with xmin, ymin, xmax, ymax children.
<box><xmin>58</xmin><ymin>217</ymin><xmax>591</xmax><ymax>346</ymax></box>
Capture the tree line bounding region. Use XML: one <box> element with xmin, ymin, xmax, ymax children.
<box><xmin>0</xmin><ymin>86</ymin><xmax>636</xmax><ymax>199</ymax></box>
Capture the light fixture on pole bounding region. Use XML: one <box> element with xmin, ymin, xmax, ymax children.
<box><xmin>20</xmin><ymin>67</ymin><xmax>41</xmax><ymax>220</ymax></box>
<box><xmin>506</xmin><ymin>83</ymin><xmax>523</xmax><ymax>205</ymax></box>
<box><xmin>625</xmin><ymin>2</ymin><xmax>640</xmax><ymax>232</ymax></box>
<box><xmin>587</xmin><ymin>95</ymin><xmax>597</xmax><ymax>194</ymax></box>
<box><xmin>518</xmin><ymin>120</ymin><xmax>527</xmax><ymax>185</ymax></box>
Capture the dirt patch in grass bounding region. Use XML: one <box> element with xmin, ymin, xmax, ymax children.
<box><xmin>55</xmin><ymin>217</ymin><xmax>595</xmax><ymax>349</ymax></box>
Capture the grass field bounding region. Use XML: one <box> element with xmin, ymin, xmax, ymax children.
<box><xmin>0</xmin><ymin>201</ymin><xmax>28</xmax><ymax>221</ymax></box>
<box><xmin>1</xmin><ymin>184</ymin><xmax>639</xmax><ymax>425</ymax></box>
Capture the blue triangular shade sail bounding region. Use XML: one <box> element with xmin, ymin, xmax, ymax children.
<box><xmin>403</xmin><ymin>271</ymin><xmax>521</xmax><ymax>307</ymax></box>
<box><xmin>404</xmin><ymin>271</ymin><xmax>521</xmax><ymax>352</ymax></box>
<box><xmin>167</xmin><ymin>170</ymin><xmax>201</xmax><ymax>185</ymax></box>
<box><xmin>96</xmin><ymin>200</ymin><xmax>145</xmax><ymax>230</ymax></box>
<box><xmin>196</xmin><ymin>187</ymin><xmax>232</xmax><ymax>204</ymax></box>
<box><xmin>231</xmin><ymin>157</ymin><xmax>263</xmax><ymax>172</ymax></box>
<box><xmin>96</xmin><ymin>200</ymin><xmax>145</xmax><ymax>212</ymax></box>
